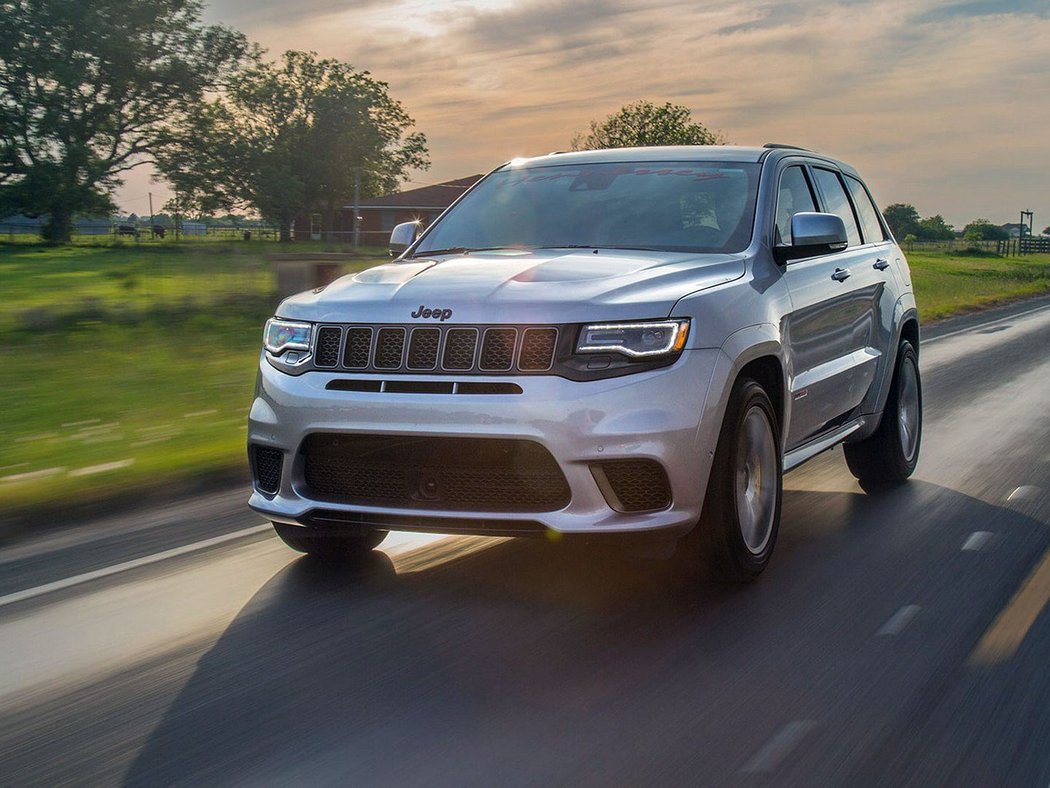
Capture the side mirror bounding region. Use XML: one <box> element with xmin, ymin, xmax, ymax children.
<box><xmin>774</xmin><ymin>212</ymin><xmax>849</xmax><ymax>264</ymax></box>
<box><xmin>389</xmin><ymin>221</ymin><xmax>420</xmax><ymax>258</ymax></box>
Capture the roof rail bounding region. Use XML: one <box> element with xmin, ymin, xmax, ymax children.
<box><xmin>763</xmin><ymin>143</ymin><xmax>812</xmax><ymax>151</ymax></box>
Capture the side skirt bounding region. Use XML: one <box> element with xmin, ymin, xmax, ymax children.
<box><xmin>783</xmin><ymin>419</ymin><xmax>867</xmax><ymax>472</ymax></box>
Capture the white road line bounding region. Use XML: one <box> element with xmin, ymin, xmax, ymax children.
<box><xmin>877</xmin><ymin>605</ymin><xmax>921</xmax><ymax>636</ymax></box>
<box><xmin>0</xmin><ymin>524</ymin><xmax>273</xmax><ymax>609</ymax></box>
<box><xmin>741</xmin><ymin>720</ymin><xmax>815</xmax><ymax>774</ymax></box>
<box><xmin>68</xmin><ymin>458</ymin><xmax>135</xmax><ymax>477</ymax></box>
<box><xmin>1007</xmin><ymin>485</ymin><xmax>1042</xmax><ymax>502</ymax></box>
<box><xmin>923</xmin><ymin>302</ymin><xmax>1050</xmax><ymax>345</ymax></box>
<box><xmin>962</xmin><ymin>531</ymin><xmax>993</xmax><ymax>552</ymax></box>
<box><xmin>1</xmin><ymin>467</ymin><xmax>65</xmax><ymax>484</ymax></box>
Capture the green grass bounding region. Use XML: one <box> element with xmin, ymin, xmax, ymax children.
<box><xmin>1</xmin><ymin>243</ymin><xmax>1048</xmax><ymax>513</ymax></box>
<box><xmin>909</xmin><ymin>251</ymin><xmax>1050</xmax><ymax>320</ymax></box>
<box><xmin>0</xmin><ymin>241</ymin><xmax>385</xmax><ymax>512</ymax></box>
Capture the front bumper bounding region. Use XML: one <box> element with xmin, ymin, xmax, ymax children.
<box><xmin>247</xmin><ymin>348</ymin><xmax>730</xmax><ymax>537</ymax></box>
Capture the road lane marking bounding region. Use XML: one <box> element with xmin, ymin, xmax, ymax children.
<box><xmin>741</xmin><ymin>720</ymin><xmax>815</xmax><ymax>774</ymax></box>
<box><xmin>68</xmin><ymin>458</ymin><xmax>135</xmax><ymax>477</ymax></box>
<box><xmin>962</xmin><ymin>531</ymin><xmax>993</xmax><ymax>552</ymax></box>
<box><xmin>970</xmin><ymin>546</ymin><xmax>1050</xmax><ymax>666</ymax></box>
<box><xmin>1006</xmin><ymin>485</ymin><xmax>1042</xmax><ymax>502</ymax></box>
<box><xmin>877</xmin><ymin>605</ymin><xmax>921</xmax><ymax>636</ymax></box>
<box><xmin>0</xmin><ymin>523</ymin><xmax>274</xmax><ymax>609</ymax></box>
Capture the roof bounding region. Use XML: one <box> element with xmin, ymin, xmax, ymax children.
<box><xmin>500</xmin><ymin>145</ymin><xmax>857</xmax><ymax>176</ymax></box>
<box><xmin>352</xmin><ymin>175</ymin><xmax>483</xmax><ymax>210</ymax></box>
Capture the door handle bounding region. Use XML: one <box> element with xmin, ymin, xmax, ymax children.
<box><xmin>873</xmin><ymin>258</ymin><xmax>890</xmax><ymax>270</ymax></box>
<box><xmin>831</xmin><ymin>267</ymin><xmax>851</xmax><ymax>281</ymax></box>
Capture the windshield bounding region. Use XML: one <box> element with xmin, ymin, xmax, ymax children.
<box><xmin>413</xmin><ymin>160</ymin><xmax>760</xmax><ymax>256</ymax></box>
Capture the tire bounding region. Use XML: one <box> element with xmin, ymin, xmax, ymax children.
<box><xmin>272</xmin><ymin>522</ymin><xmax>387</xmax><ymax>558</ymax></box>
<box><xmin>843</xmin><ymin>340</ymin><xmax>922</xmax><ymax>485</ymax></box>
<box><xmin>685</xmin><ymin>377</ymin><xmax>783</xmax><ymax>583</ymax></box>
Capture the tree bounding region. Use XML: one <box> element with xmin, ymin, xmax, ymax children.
<box><xmin>159</xmin><ymin>50</ymin><xmax>429</xmax><ymax>241</ymax></box>
<box><xmin>0</xmin><ymin>0</ymin><xmax>246</xmax><ymax>241</ymax></box>
<box><xmin>1043</xmin><ymin>226</ymin><xmax>1050</xmax><ymax>237</ymax></box>
<box><xmin>882</xmin><ymin>203</ymin><xmax>921</xmax><ymax>241</ymax></box>
<box><xmin>962</xmin><ymin>219</ymin><xmax>1008</xmax><ymax>241</ymax></box>
<box><xmin>917</xmin><ymin>214</ymin><xmax>955</xmax><ymax>241</ymax></box>
<box><xmin>570</xmin><ymin>100</ymin><xmax>726</xmax><ymax>151</ymax></box>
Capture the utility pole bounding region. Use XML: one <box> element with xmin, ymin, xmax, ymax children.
<box><xmin>148</xmin><ymin>192</ymin><xmax>154</xmax><ymax>239</ymax></box>
<box><xmin>1021</xmin><ymin>209</ymin><xmax>1033</xmax><ymax>255</ymax></box>
<box><xmin>352</xmin><ymin>166</ymin><xmax>361</xmax><ymax>250</ymax></box>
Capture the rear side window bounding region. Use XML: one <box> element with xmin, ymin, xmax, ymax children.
<box><xmin>844</xmin><ymin>175</ymin><xmax>887</xmax><ymax>244</ymax></box>
<box><xmin>812</xmin><ymin>168</ymin><xmax>862</xmax><ymax>248</ymax></box>
<box><xmin>774</xmin><ymin>166</ymin><xmax>818</xmax><ymax>245</ymax></box>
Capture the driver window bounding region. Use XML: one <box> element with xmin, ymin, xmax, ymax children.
<box><xmin>775</xmin><ymin>166</ymin><xmax>817</xmax><ymax>245</ymax></box>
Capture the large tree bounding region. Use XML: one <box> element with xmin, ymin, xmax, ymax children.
<box><xmin>0</xmin><ymin>0</ymin><xmax>246</xmax><ymax>241</ymax></box>
<box><xmin>962</xmin><ymin>219</ymin><xmax>1008</xmax><ymax>241</ymax></box>
<box><xmin>917</xmin><ymin>214</ymin><xmax>955</xmax><ymax>241</ymax></box>
<box><xmin>570</xmin><ymin>100</ymin><xmax>726</xmax><ymax>151</ymax></box>
<box><xmin>159</xmin><ymin>50</ymin><xmax>429</xmax><ymax>241</ymax></box>
<box><xmin>882</xmin><ymin>203</ymin><xmax>922</xmax><ymax>241</ymax></box>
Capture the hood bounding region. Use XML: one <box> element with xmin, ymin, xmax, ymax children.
<box><xmin>276</xmin><ymin>248</ymin><xmax>745</xmax><ymax>324</ymax></box>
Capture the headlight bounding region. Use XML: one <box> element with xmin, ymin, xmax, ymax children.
<box><xmin>264</xmin><ymin>318</ymin><xmax>313</xmax><ymax>355</ymax></box>
<box><xmin>576</xmin><ymin>319</ymin><xmax>690</xmax><ymax>358</ymax></box>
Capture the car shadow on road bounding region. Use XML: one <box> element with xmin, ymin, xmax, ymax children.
<box><xmin>123</xmin><ymin>480</ymin><xmax>1049</xmax><ymax>786</ymax></box>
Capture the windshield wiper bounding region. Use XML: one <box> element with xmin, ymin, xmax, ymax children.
<box><xmin>409</xmin><ymin>246</ymin><xmax>524</xmax><ymax>258</ymax></box>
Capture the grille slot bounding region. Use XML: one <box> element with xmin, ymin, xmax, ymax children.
<box><xmin>480</xmin><ymin>328</ymin><xmax>517</xmax><ymax>371</ymax></box>
<box><xmin>315</xmin><ymin>327</ymin><xmax>342</xmax><ymax>368</ymax></box>
<box><xmin>343</xmin><ymin>328</ymin><xmax>372</xmax><ymax>369</ymax></box>
<box><xmin>407</xmin><ymin>328</ymin><xmax>440</xmax><ymax>370</ymax></box>
<box><xmin>251</xmin><ymin>445</ymin><xmax>283</xmax><ymax>495</ymax></box>
<box><xmin>592</xmin><ymin>460</ymin><xmax>671</xmax><ymax>513</ymax></box>
<box><xmin>374</xmin><ymin>328</ymin><xmax>406</xmax><ymax>369</ymax></box>
<box><xmin>442</xmin><ymin>328</ymin><xmax>479</xmax><ymax>370</ymax></box>
<box><xmin>519</xmin><ymin>328</ymin><xmax>558</xmax><ymax>371</ymax></box>
<box><xmin>303</xmin><ymin>434</ymin><xmax>570</xmax><ymax>513</ymax></box>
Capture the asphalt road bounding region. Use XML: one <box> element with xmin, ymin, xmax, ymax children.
<box><xmin>3</xmin><ymin>296</ymin><xmax>1050</xmax><ymax>786</ymax></box>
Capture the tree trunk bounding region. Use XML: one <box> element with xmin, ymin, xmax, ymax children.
<box><xmin>42</xmin><ymin>206</ymin><xmax>74</xmax><ymax>243</ymax></box>
<box><xmin>279</xmin><ymin>212</ymin><xmax>293</xmax><ymax>243</ymax></box>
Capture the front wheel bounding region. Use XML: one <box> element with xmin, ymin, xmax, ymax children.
<box><xmin>272</xmin><ymin>522</ymin><xmax>387</xmax><ymax>559</ymax></box>
<box><xmin>684</xmin><ymin>377</ymin><xmax>783</xmax><ymax>583</ymax></box>
<box><xmin>843</xmin><ymin>339</ymin><xmax>922</xmax><ymax>485</ymax></box>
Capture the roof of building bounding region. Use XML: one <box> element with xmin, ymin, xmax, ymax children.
<box><xmin>352</xmin><ymin>175</ymin><xmax>484</xmax><ymax>210</ymax></box>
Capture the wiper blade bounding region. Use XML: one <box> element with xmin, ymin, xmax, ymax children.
<box><xmin>409</xmin><ymin>246</ymin><xmax>524</xmax><ymax>258</ymax></box>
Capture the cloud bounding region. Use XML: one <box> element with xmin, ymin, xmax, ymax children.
<box><xmin>917</xmin><ymin>0</ymin><xmax>1050</xmax><ymax>22</ymax></box>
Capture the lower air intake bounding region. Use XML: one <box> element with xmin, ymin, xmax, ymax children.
<box><xmin>303</xmin><ymin>434</ymin><xmax>571</xmax><ymax>513</ymax></box>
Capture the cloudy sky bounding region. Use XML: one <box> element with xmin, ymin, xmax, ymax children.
<box><xmin>120</xmin><ymin>0</ymin><xmax>1050</xmax><ymax>227</ymax></box>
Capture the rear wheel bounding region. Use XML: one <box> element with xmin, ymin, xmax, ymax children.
<box><xmin>272</xmin><ymin>522</ymin><xmax>387</xmax><ymax>559</ymax></box>
<box><xmin>843</xmin><ymin>340</ymin><xmax>921</xmax><ymax>485</ymax></box>
<box><xmin>685</xmin><ymin>377</ymin><xmax>782</xmax><ymax>583</ymax></box>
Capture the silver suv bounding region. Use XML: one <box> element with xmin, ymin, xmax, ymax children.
<box><xmin>248</xmin><ymin>144</ymin><xmax>921</xmax><ymax>581</ymax></box>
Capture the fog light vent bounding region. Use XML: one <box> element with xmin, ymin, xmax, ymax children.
<box><xmin>252</xmin><ymin>445</ymin><xmax>283</xmax><ymax>494</ymax></box>
<box><xmin>591</xmin><ymin>460</ymin><xmax>671</xmax><ymax>513</ymax></box>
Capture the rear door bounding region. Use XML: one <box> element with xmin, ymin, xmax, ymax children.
<box><xmin>781</xmin><ymin>164</ymin><xmax>888</xmax><ymax>448</ymax></box>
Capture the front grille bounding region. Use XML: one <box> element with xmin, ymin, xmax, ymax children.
<box><xmin>592</xmin><ymin>460</ymin><xmax>671</xmax><ymax>513</ymax></box>
<box><xmin>303</xmin><ymin>434</ymin><xmax>571</xmax><ymax>513</ymax></box>
<box><xmin>442</xmin><ymin>328</ymin><xmax>478</xmax><ymax>370</ymax></box>
<box><xmin>480</xmin><ymin>328</ymin><xmax>516</xmax><ymax>371</ymax></box>
<box><xmin>252</xmin><ymin>445</ymin><xmax>283</xmax><ymax>494</ymax></box>
<box><xmin>315</xmin><ymin>327</ymin><xmax>342</xmax><ymax>368</ymax></box>
<box><xmin>374</xmin><ymin>328</ymin><xmax>406</xmax><ymax>369</ymax></box>
<box><xmin>343</xmin><ymin>328</ymin><xmax>372</xmax><ymax>368</ymax></box>
<box><xmin>307</xmin><ymin>323</ymin><xmax>559</xmax><ymax>375</ymax></box>
<box><xmin>407</xmin><ymin>328</ymin><xmax>440</xmax><ymax>369</ymax></box>
<box><xmin>519</xmin><ymin>328</ymin><xmax>558</xmax><ymax>371</ymax></box>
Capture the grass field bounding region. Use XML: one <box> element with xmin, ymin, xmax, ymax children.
<box><xmin>2</xmin><ymin>243</ymin><xmax>1049</xmax><ymax>514</ymax></box>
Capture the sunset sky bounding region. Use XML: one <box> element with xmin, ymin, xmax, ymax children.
<box><xmin>119</xmin><ymin>0</ymin><xmax>1050</xmax><ymax>228</ymax></box>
